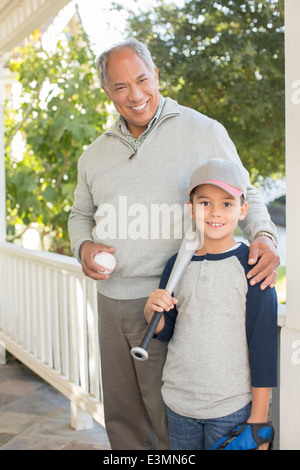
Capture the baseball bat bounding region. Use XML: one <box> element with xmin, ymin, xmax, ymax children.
<box><xmin>131</xmin><ymin>221</ymin><xmax>200</xmax><ymax>361</ymax></box>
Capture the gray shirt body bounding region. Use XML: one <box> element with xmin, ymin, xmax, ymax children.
<box><xmin>162</xmin><ymin>249</ymin><xmax>252</xmax><ymax>419</ymax></box>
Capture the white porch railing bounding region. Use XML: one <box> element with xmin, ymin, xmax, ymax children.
<box><xmin>0</xmin><ymin>240</ymin><xmax>104</xmax><ymax>430</ymax></box>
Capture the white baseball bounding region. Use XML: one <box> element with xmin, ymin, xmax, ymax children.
<box><xmin>94</xmin><ymin>252</ymin><xmax>116</xmax><ymax>274</ymax></box>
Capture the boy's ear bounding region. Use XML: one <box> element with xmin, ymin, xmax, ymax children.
<box><xmin>186</xmin><ymin>200</ymin><xmax>194</xmax><ymax>219</ymax></box>
<box><xmin>239</xmin><ymin>201</ymin><xmax>248</xmax><ymax>220</ymax></box>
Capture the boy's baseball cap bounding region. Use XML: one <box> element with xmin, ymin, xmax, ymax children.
<box><xmin>186</xmin><ymin>158</ymin><xmax>248</xmax><ymax>199</ymax></box>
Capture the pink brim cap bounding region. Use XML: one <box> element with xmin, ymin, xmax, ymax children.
<box><xmin>200</xmin><ymin>179</ymin><xmax>244</xmax><ymax>197</ymax></box>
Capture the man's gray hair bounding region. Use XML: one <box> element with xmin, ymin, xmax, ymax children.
<box><xmin>95</xmin><ymin>38</ymin><xmax>156</xmax><ymax>89</ymax></box>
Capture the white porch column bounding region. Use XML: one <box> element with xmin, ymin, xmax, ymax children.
<box><xmin>280</xmin><ymin>0</ymin><xmax>300</xmax><ymax>450</ymax></box>
<box><xmin>0</xmin><ymin>58</ymin><xmax>6</xmax><ymax>242</ymax></box>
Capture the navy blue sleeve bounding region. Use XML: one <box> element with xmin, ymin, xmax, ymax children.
<box><xmin>155</xmin><ymin>254</ymin><xmax>179</xmax><ymax>342</ymax></box>
<box><xmin>235</xmin><ymin>244</ymin><xmax>278</xmax><ymax>387</ymax></box>
<box><xmin>246</xmin><ymin>282</ymin><xmax>278</xmax><ymax>387</ymax></box>
<box><xmin>158</xmin><ymin>253</ymin><xmax>177</xmax><ymax>290</ymax></box>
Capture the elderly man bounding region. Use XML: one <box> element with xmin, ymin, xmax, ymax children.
<box><xmin>68</xmin><ymin>38</ymin><xmax>279</xmax><ymax>450</ymax></box>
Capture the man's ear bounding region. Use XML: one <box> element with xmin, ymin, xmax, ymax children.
<box><xmin>186</xmin><ymin>200</ymin><xmax>194</xmax><ymax>219</ymax></box>
<box><xmin>103</xmin><ymin>87</ymin><xmax>111</xmax><ymax>101</ymax></box>
<box><xmin>239</xmin><ymin>201</ymin><xmax>248</xmax><ymax>220</ymax></box>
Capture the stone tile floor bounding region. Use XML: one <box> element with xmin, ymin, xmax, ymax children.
<box><xmin>0</xmin><ymin>356</ymin><xmax>111</xmax><ymax>450</ymax></box>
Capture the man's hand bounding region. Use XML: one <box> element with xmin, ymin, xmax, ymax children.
<box><xmin>80</xmin><ymin>241</ymin><xmax>116</xmax><ymax>280</ymax></box>
<box><xmin>247</xmin><ymin>235</ymin><xmax>280</xmax><ymax>290</ymax></box>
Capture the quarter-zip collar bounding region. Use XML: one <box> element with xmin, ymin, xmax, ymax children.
<box><xmin>104</xmin><ymin>96</ymin><xmax>181</xmax><ymax>143</ymax></box>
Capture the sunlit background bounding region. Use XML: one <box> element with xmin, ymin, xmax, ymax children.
<box><xmin>6</xmin><ymin>0</ymin><xmax>286</xmax><ymax>301</ymax></box>
<box><xmin>75</xmin><ymin>0</ymin><xmax>183</xmax><ymax>54</ymax></box>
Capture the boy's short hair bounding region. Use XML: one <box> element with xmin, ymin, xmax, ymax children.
<box><xmin>187</xmin><ymin>158</ymin><xmax>248</xmax><ymax>200</ymax></box>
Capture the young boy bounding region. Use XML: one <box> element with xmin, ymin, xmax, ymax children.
<box><xmin>144</xmin><ymin>158</ymin><xmax>278</xmax><ymax>450</ymax></box>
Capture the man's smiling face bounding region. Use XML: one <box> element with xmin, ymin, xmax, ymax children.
<box><xmin>103</xmin><ymin>47</ymin><xmax>160</xmax><ymax>139</ymax></box>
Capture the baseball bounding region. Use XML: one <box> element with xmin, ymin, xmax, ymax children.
<box><xmin>94</xmin><ymin>252</ymin><xmax>116</xmax><ymax>274</ymax></box>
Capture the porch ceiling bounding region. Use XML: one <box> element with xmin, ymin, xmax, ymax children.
<box><xmin>0</xmin><ymin>0</ymin><xmax>71</xmax><ymax>55</ymax></box>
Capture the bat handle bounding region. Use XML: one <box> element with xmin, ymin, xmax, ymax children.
<box><xmin>130</xmin><ymin>311</ymin><xmax>163</xmax><ymax>361</ymax></box>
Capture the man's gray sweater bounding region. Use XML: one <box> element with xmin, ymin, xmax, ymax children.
<box><xmin>68</xmin><ymin>97</ymin><xmax>277</xmax><ymax>300</ymax></box>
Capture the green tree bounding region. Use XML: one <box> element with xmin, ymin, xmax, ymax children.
<box><xmin>5</xmin><ymin>27</ymin><xmax>109</xmax><ymax>254</ymax></box>
<box><xmin>123</xmin><ymin>0</ymin><xmax>285</xmax><ymax>181</ymax></box>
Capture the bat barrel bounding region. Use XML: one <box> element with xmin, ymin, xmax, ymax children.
<box><xmin>130</xmin><ymin>311</ymin><xmax>163</xmax><ymax>361</ymax></box>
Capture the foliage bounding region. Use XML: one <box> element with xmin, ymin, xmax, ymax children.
<box><xmin>123</xmin><ymin>0</ymin><xmax>285</xmax><ymax>181</ymax></box>
<box><xmin>5</xmin><ymin>27</ymin><xmax>108</xmax><ymax>254</ymax></box>
<box><xmin>276</xmin><ymin>266</ymin><xmax>286</xmax><ymax>304</ymax></box>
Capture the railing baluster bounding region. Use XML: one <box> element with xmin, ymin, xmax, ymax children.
<box><xmin>68</xmin><ymin>274</ymin><xmax>79</xmax><ymax>385</ymax></box>
<box><xmin>87</xmin><ymin>280</ymin><xmax>100</xmax><ymax>400</ymax></box>
<box><xmin>50</xmin><ymin>266</ymin><xmax>61</xmax><ymax>373</ymax></box>
<box><xmin>43</xmin><ymin>266</ymin><xmax>53</xmax><ymax>367</ymax></box>
<box><xmin>77</xmin><ymin>277</ymin><xmax>89</xmax><ymax>393</ymax></box>
<box><xmin>58</xmin><ymin>271</ymin><xmax>69</xmax><ymax>379</ymax></box>
<box><xmin>23</xmin><ymin>260</ymin><xmax>30</xmax><ymax>352</ymax></box>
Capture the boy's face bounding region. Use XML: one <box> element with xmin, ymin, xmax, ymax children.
<box><xmin>188</xmin><ymin>184</ymin><xmax>247</xmax><ymax>247</ymax></box>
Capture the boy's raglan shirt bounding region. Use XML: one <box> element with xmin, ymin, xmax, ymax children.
<box><xmin>157</xmin><ymin>242</ymin><xmax>278</xmax><ymax>420</ymax></box>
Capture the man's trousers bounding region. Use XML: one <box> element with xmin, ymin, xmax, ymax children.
<box><xmin>97</xmin><ymin>293</ymin><xmax>169</xmax><ymax>450</ymax></box>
